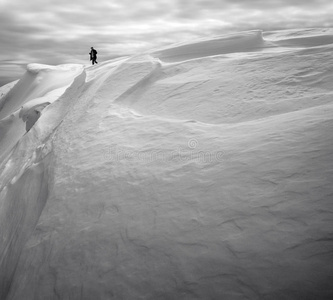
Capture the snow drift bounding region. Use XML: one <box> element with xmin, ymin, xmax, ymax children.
<box><xmin>0</xmin><ymin>28</ymin><xmax>333</xmax><ymax>299</ymax></box>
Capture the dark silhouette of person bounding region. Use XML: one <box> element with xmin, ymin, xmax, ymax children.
<box><xmin>89</xmin><ymin>47</ymin><xmax>98</xmax><ymax>65</ymax></box>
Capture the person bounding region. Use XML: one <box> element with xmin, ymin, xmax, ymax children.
<box><xmin>89</xmin><ymin>47</ymin><xmax>98</xmax><ymax>65</ymax></box>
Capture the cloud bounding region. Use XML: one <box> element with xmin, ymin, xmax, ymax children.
<box><xmin>0</xmin><ymin>0</ymin><xmax>332</xmax><ymax>84</ymax></box>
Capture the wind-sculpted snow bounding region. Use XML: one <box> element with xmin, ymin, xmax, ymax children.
<box><xmin>0</xmin><ymin>64</ymin><xmax>84</xmax><ymax>119</ymax></box>
<box><xmin>265</xmin><ymin>28</ymin><xmax>333</xmax><ymax>48</ymax></box>
<box><xmin>0</xmin><ymin>156</ymin><xmax>49</xmax><ymax>299</ymax></box>
<box><xmin>152</xmin><ymin>30</ymin><xmax>274</xmax><ymax>62</ymax></box>
<box><xmin>0</xmin><ymin>64</ymin><xmax>84</xmax><ymax>161</ymax></box>
<box><xmin>0</xmin><ymin>29</ymin><xmax>333</xmax><ymax>299</ymax></box>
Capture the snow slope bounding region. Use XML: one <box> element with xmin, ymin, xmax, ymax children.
<box><xmin>0</xmin><ymin>28</ymin><xmax>333</xmax><ymax>299</ymax></box>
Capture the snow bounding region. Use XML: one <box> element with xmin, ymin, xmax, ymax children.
<box><xmin>0</xmin><ymin>64</ymin><xmax>83</xmax><ymax>161</ymax></box>
<box><xmin>151</xmin><ymin>30</ymin><xmax>276</xmax><ymax>62</ymax></box>
<box><xmin>0</xmin><ymin>28</ymin><xmax>333</xmax><ymax>299</ymax></box>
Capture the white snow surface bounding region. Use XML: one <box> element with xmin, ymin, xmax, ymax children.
<box><xmin>0</xmin><ymin>29</ymin><xmax>333</xmax><ymax>299</ymax></box>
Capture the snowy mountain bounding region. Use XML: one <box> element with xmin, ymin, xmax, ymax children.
<box><xmin>0</xmin><ymin>29</ymin><xmax>333</xmax><ymax>299</ymax></box>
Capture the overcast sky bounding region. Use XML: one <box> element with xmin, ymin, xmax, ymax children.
<box><xmin>0</xmin><ymin>0</ymin><xmax>332</xmax><ymax>85</ymax></box>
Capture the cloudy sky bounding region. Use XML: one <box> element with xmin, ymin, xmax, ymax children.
<box><xmin>0</xmin><ymin>0</ymin><xmax>332</xmax><ymax>85</ymax></box>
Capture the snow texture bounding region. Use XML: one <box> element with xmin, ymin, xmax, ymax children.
<box><xmin>0</xmin><ymin>28</ymin><xmax>333</xmax><ymax>299</ymax></box>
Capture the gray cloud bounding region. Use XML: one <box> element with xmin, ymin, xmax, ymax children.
<box><xmin>0</xmin><ymin>0</ymin><xmax>332</xmax><ymax>84</ymax></box>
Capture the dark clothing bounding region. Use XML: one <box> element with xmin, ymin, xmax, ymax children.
<box><xmin>89</xmin><ymin>48</ymin><xmax>98</xmax><ymax>65</ymax></box>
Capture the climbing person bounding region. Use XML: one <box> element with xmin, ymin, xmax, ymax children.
<box><xmin>89</xmin><ymin>47</ymin><xmax>98</xmax><ymax>65</ymax></box>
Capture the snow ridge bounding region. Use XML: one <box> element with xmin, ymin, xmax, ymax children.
<box><xmin>0</xmin><ymin>29</ymin><xmax>333</xmax><ymax>300</ymax></box>
<box><xmin>152</xmin><ymin>30</ymin><xmax>273</xmax><ymax>62</ymax></box>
